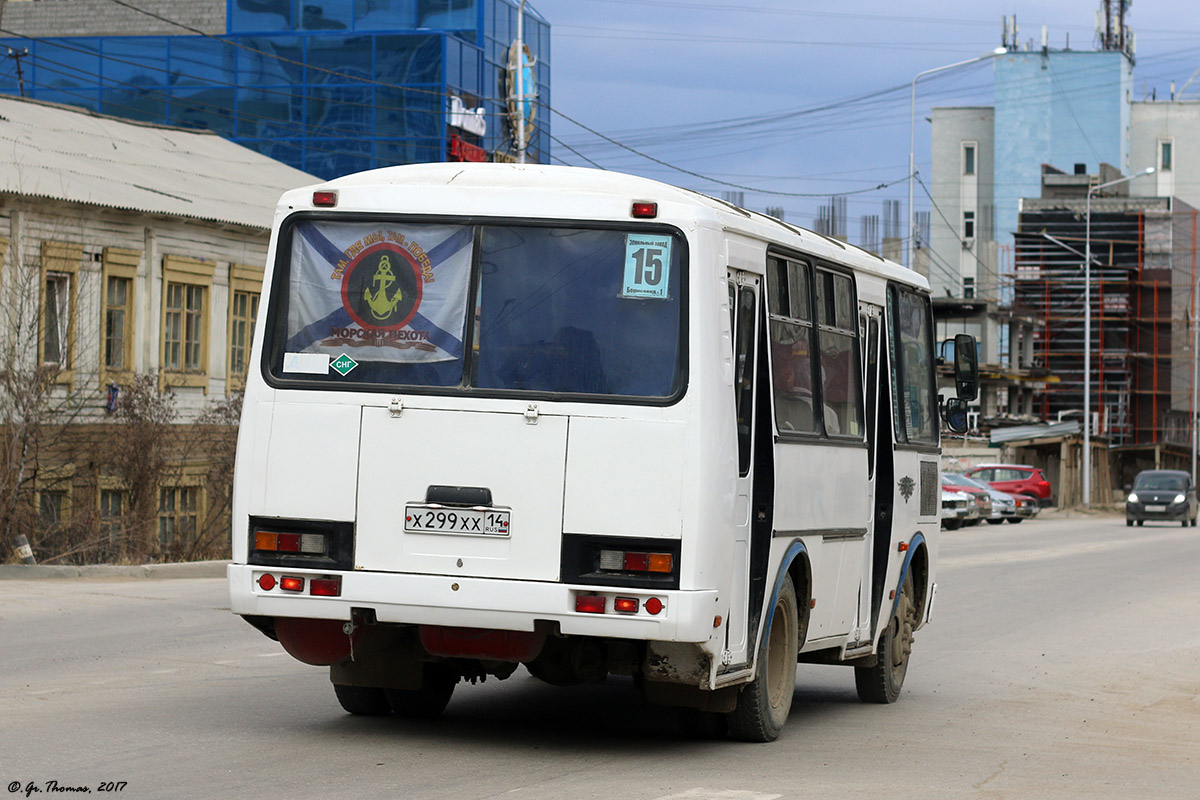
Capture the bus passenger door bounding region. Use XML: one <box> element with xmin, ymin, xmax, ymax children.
<box><xmin>725</xmin><ymin>271</ymin><xmax>760</xmax><ymax>664</ymax></box>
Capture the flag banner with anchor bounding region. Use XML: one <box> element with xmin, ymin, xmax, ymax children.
<box><xmin>284</xmin><ymin>221</ymin><xmax>473</xmax><ymax>364</ymax></box>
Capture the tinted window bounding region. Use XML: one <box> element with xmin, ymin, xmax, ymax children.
<box><xmin>888</xmin><ymin>287</ymin><xmax>936</xmax><ymax>444</ymax></box>
<box><xmin>767</xmin><ymin>258</ymin><xmax>815</xmax><ymax>434</ymax></box>
<box><xmin>270</xmin><ymin>219</ymin><xmax>684</xmax><ymax>400</ymax></box>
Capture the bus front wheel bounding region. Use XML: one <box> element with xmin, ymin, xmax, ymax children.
<box><xmin>855</xmin><ymin>571</ymin><xmax>916</xmax><ymax>704</ymax></box>
<box><xmin>727</xmin><ymin>575</ymin><xmax>798</xmax><ymax>742</ymax></box>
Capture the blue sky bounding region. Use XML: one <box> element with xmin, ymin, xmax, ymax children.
<box><xmin>528</xmin><ymin>0</ymin><xmax>1199</xmax><ymax>238</ymax></box>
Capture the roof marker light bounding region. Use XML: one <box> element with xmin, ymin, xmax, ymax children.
<box><xmin>631</xmin><ymin>201</ymin><xmax>658</xmax><ymax>219</ymax></box>
<box><xmin>312</xmin><ymin>190</ymin><xmax>338</xmax><ymax>207</ymax></box>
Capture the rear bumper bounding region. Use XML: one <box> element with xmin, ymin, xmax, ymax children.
<box><xmin>228</xmin><ymin>564</ymin><xmax>719</xmax><ymax>643</ymax></box>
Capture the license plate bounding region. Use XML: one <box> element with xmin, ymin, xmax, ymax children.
<box><xmin>404</xmin><ymin>505</ymin><xmax>511</xmax><ymax>537</ymax></box>
<box><xmin>1145</xmin><ymin>504</ymin><xmax>1166</xmax><ymax>512</ymax></box>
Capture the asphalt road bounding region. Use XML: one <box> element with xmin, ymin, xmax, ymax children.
<box><xmin>1</xmin><ymin>514</ymin><xmax>1197</xmax><ymax>799</ymax></box>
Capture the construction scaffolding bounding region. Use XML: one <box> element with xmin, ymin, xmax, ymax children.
<box><xmin>1012</xmin><ymin>173</ymin><xmax>1198</xmax><ymax>453</ymax></box>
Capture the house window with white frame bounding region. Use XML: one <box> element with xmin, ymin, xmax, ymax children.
<box><xmin>963</xmin><ymin>142</ymin><xmax>977</xmax><ymax>176</ymax></box>
<box><xmin>43</xmin><ymin>273</ymin><xmax>71</xmax><ymax>367</ymax></box>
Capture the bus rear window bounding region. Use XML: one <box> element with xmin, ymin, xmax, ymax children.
<box><xmin>268</xmin><ymin>219</ymin><xmax>685</xmax><ymax>400</ymax></box>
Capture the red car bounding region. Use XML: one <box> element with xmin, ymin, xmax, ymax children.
<box><xmin>965</xmin><ymin>464</ymin><xmax>1053</xmax><ymax>507</ymax></box>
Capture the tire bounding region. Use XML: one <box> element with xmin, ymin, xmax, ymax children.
<box><xmin>856</xmin><ymin>571</ymin><xmax>917</xmax><ymax>704</ymax></box>
<box><xmin>333</xmin><ymin>684</ymin><xmax>392</xmax><ymax>716</ymax></box>
<box><xmin>727</xmin><ymin>575</ymin><xmax>798</xmax><ymax>742</ymax></box>
<box><xmin>942</xmin><ymin>519</ymin><xmax>961</xmax><ymax>530</ymax></box>
<box><xmin>1007</xmin><ymin>518</ymin><xmax>1023</xmax><ymax>524</ymax></box>
<box><xmin>1191</xmin><ymin>517</ymin><xmax>1196</xmax><ymax>527</ymax></box>
<box><xmin>1126</xmin><ymin>519</ymin><xmax>1133</xmax><ymax>527</ymax></box>
<box><xmin>1182</xmin><ymin>519</ymin><xmax>1189</xmax><ymax>528</ymax></box>
<box><xmin>1137</xmin><ymin>520</ymin><xmax>1144</xmax><ymax>527</ymax></box>
<box><xmin>385</xmin><ymin>664</ymin><xmax>458</xmax><ymax>718</ymax></box>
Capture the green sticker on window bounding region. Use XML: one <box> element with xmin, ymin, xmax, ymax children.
<box><xmin>622</xmin><ymin>234</ymin><xmax>671</xmax><ymax>299</ymax></box>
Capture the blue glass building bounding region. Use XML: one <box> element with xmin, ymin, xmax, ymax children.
<box><xmin>0</xmin><ymin>0</ymin><xmax>550</xmax><ymax>179</ymax></box>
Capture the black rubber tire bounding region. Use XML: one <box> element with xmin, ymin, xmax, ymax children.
<box><xmin>942</xmin><ymin>519</ymin><xmax>961</xmax><ymax>530</ymax></box>
<box><xmin>1007</xmin><ymin>518</ymin><xmax>1023</xmax><ymax>524</ymax></box>
<box><xmin>1191</xmin><ymin>517</ymin><xmax>1196</xmax><ymax>527</ymax></box>
<box><xmin>333</xmin><ymin>683</ymin><xmax>392</xmax><ymax>716</ymax></box>
<box><xmin>727</xmin><ymin>575</ymin><xmax>798</xmax><ymax>742</ymax></box>
<box><xmin>986</xmin><ymin>519</ymin><xmax>1004</xmax><ymax>525</ymax></box>
<box><xmin>855</xmin><ymin>571</ymin><xmax>917</xmax><ymax>704</ymax></box>
<box><xmin>385</xmin><ymin>665</ymin><xmax>458</xmax><ymax>718</ymax></box>
<box><xmin>1137</xmin><ymin>520</ymin><xmax>1144</xmax><ymax>527</ymax></box>
<box><xmin>1182</xmin><ymin>519</ymin><xmax>1189</xmax><ymax>528</ymax></box>
<box><xmin>1126</xmin><ymin>519</ymin><xmax>1133</xmax><ymax>527</ymax></box>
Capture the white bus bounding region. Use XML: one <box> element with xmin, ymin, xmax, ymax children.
<box><xmin>227</xmin><ymin>163</ymin><xmax>977</xmax><ymax>741</ymax></box>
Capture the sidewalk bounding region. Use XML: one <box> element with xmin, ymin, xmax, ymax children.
<box><xmin>0</xmin><ymin>559</ymin><xmax>230</xmax><ymax>580</ymax></box>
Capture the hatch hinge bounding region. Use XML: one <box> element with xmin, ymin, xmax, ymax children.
<box><xmin>524</xmin><ymin>403</ymin><xmax>540</xmax><ymax>424</ymax></box>
<box><xmin>389</xmin><ymin>396</ymin><xmax>403</xmax><ymax>417</ymax></box>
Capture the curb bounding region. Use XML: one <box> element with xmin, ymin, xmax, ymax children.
<box><xmin>0</xmin><ymin>560</ymin><xmax>230</xmax><ymax>580</ymax></box>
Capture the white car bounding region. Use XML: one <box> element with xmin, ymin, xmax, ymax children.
<box><xmin>941</xmin><ymin>488</ymin><xmax>976</xmax><ymax>529</ymax></box>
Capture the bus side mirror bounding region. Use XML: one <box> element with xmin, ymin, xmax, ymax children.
<box><xmin>943</xmin><ymin>397</ymin><xmax>969</xmax><ymax>434</ymax></box>
<box><xmin>954</xmin><ymin>333</ymin><xmax>979</xmax><ymax>401</ymax></box>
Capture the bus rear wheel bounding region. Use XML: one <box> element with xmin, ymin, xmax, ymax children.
<box><xmin>727</xmin><ymin>575</ymin><xmax>798</xmax><ymax>742</ymax></box>
<box><xmin>385</xmin><ymin>664</ymin><xmax>458</xmax><ymax>718</ymax></box>
<box><xmin>856</xmin><ymin>571</ymin><xmax>916</xmax><ymax>704</ymax></box>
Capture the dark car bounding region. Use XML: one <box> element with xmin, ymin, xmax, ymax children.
<box><xmin>1126</xmin><ymin>469</ymin><xmax>1198</xmax><ymax>527</ymax></box>
<box><xmin>965</xmin><ymin>464</ymin><xmax>1053</xmax><ymax>507</ymax></box>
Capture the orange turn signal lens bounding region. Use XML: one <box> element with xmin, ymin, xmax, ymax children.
<box><xmin>255</xmin><ymin>531</ymin><xmax>278</xmax><ymax>551</ymax></box>
<box><xmin>647</xmin><ymin>553</ymin><xmax>673</xmax><ymax>573</ymax></box>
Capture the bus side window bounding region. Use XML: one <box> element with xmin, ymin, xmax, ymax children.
<box><xmin>733</xmin><ymin>285</ymin><xmax>757</xmax><ymax>475</ymax></box>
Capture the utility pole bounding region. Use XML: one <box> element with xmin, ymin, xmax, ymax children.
<box><xmin>6</xmin><ymin>47</ymin><xmax>29</xmax><ymax>98</ymax></box>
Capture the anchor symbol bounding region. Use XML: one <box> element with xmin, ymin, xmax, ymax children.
<box><xmin>363</xmin><ymin>255</ymin><xmax>403</xmax><ymax>321</ymax></box>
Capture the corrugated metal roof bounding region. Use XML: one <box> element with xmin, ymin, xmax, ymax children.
<box><xmin>0</xmin><ymin>96</ymin><xmax>321</xmax><ymax>230</ymax></box>
<box><xmin>989</xmin><ymin>420</ymin><xmax>1081</xmax><ymax>444</ymax></box>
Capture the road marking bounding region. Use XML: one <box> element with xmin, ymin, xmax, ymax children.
<box><xmin>653</xmin><ymin>791</ymin><xmax>782</xmax><ymax>800</ymax></box>
<box><xmin>257</xmin><ymin>652</ymin><xmax>286</xmax><ymax>657</ymax></box>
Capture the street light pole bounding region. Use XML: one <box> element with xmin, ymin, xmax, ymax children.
<box><xmin>1193</xmin><ymin>274</ymin><xmax>1199</xmax><ymax>488</ymax></box>
<box><xmin>907</xmin><ymin>47</ymin><xmax>1006</xmax><ymax>268</ymax></box>
<box><xmin>1082</xmin><ymin>166</ymin><xmax>1155</xmax><ymax>507</ymax></box>
<box><xmin>515</xmin><ymin>0</ymin><xmax>528</xmax><ymax>164</ymax></box>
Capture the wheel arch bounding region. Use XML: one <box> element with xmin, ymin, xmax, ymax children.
<box><xmin>894</xmin><ymin>532</ymin><xmax>930</xmax><ymax>626</ymax></box>
<box><xmin>764</xmin><ymin>540</ymin><xmax>812</xmax><ymax>653</ymax></box>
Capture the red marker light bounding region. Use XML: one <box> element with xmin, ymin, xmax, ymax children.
<box><xmin>623</xmin><ymin>552</ymin><xmax>649</xmax><ymax>572</ymax></box>
<box><xmin>631</xmin><ymin>201</ymin><xmax>658</xmax><ymax>218</ymax></box>
<box><xmin>613</xmin><ymin>597</ymin><xmax>639</xmax><ymax>614</ymax></box>
<box><xmin>576</xmin><ymin>594</ymin><xmax>606</xmax><ymax>614</ymax></box>
<box><xmin>310</xmin><ymin>578</ymin><xmax>341</xmax><ymax>597</ymax></box>
<box><xmin>280</xmin><ymin>576</ymin><xmax>304</xmax><ymax>592</ymax></box>
<box><xmin>257</xmin><ymin>573</ymin><xmax>276</xmax><ymax>591</ymax></box>
<box><xmin>644</xmin><ymin>597</ymin><xmax>663</xmax><ymax>615</ymax></box>
<box><xmin>312</xmin><ymin>190</ymin><xmax>337</xmax><ymax>207</ymax></box>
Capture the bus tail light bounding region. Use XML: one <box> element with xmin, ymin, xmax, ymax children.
<box><xmin>576</xmin><ymin>594</ymin><xmax>606</xmax><ymax>614</ymax></box>
<box><xmin>255</xmin><ymin>531</ymin><xmax>325</xmax><ymax>555</ymax></box>
<box><xmin>280</xmin><ymin>576</ymin><xmax>305</xmax><ymax>592</ymax></box>
<box><xmin>310</xmin><ymin>578</ymin><xmax>341</xmax><ymax>597</ymax></box>
<box><xmin>613</xmin><ymin>597</ymin><xmax>639</xmax><ymax>614</ymax></box>
<box><xmin>598</xmin><ymin>549</ymin><xmax>673</xmax><ymax>575</ymax></box>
